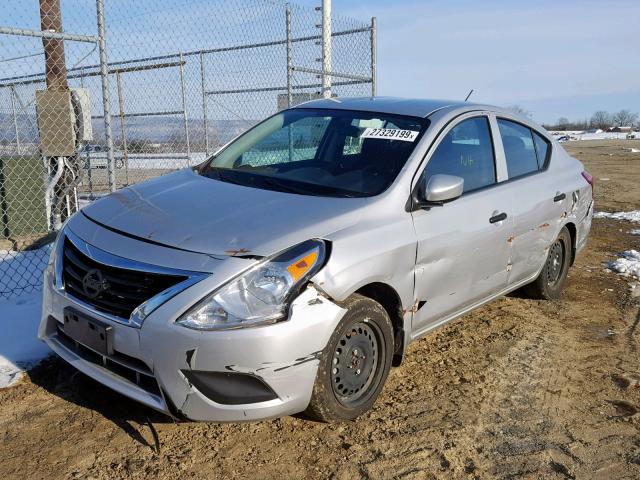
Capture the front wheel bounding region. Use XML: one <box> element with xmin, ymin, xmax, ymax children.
<box><xmin>305</xmin><ymin>294</ymin><xmax>394</xmax><ymax>422</ymax></box>
<box><xmin>524</xmin><ymin>226</ymin><xmax>572</xmax><ymax>300</ymax></box>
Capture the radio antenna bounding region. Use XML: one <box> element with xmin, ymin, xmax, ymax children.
<box><xmin>464</xmin><ymin>89</ymin><xmax>474</xmax><ymax>101</ymax></box>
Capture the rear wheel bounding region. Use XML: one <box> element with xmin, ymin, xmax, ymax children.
<box><xmin>305</xmin><ymin>294</ymin><xmax>394</xmax><ymax>422</ymax></box>
<box><xmin>524</xmin><ymin>226</ymin><xmax>572</xmax><ymax>300</ymax></box>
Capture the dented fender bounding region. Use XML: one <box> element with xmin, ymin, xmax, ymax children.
<box><xmin>139</xmin><ymin>285</ymin><xmax>348</xmax><ymax>421</ymax></box>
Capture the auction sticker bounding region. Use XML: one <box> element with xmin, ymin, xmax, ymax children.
<box><xmin>361</xmin><ymin>127</ymin><xmax>419</xmax><ymax>142</ymax></box>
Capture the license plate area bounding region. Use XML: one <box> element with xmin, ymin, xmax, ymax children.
<box><xmin>63</xmin><ymin>308</ymin><xmax>114</xmax><ymax>355</ymax></box>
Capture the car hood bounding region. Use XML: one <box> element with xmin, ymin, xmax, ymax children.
<box><xmin>82</xmin><ymin>169</ymin><xmax>369</xmax><ymax>257</ymax></box>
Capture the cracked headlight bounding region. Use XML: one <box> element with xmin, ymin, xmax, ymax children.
<box><xmin>177</xmin><ymin>239</ymin><xmax>327</xmax><ymax>330</ymax></box>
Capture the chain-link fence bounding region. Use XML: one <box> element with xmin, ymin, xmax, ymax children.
<box><xmin>0</xmin><ymin>0</ymin><xmax>375</xmax><ymax>297</ymax></box>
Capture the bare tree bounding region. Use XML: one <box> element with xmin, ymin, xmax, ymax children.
<box><xmin>506</xmin><ymin>105</ymin><xmax>531</xmax><ymax>118</ymax></box>
<box><xmin>556</xmin><ymin>117</ymin><xmax>569</xmax><ymax>130</ymax></box>
<box><xmin>590</xmin><ymin>111</ymin><xmax>612</xmax><ymax>130</ymax></box>
<box><xmin>612</xmin><ymin>109</ymin><xmax>638</xmax><ymax>127</ymax></box>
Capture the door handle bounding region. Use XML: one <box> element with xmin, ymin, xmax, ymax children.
<box><xmin>489</xmin><ymin>212</ymin><xmax>507</xmax><ymax>223</ymax></box>
<box><xmin>554</xmin><ymin>192</ymin><xmax>566</xmax><ymax>202</ymax></box>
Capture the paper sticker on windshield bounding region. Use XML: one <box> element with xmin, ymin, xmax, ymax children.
<box><xmin>361</xmin><ymin>128</ymin><xmax>419</xmax><ymax>142</ymax></box>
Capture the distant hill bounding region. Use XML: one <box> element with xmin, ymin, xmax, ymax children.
<box><xmin>0</xmin><ymin>113</ymin><xmax>253</xmax><ymax>146</ymax></box>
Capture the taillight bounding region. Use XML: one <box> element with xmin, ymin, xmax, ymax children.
<box><xmin>581</xmin><ymin>171</ymin><xmax>594</xmax><ymax>189</ymax></box>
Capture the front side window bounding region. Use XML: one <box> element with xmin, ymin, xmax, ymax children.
<box><xmin>200</xmin><ymin>109</ymin><xmax>428</xmax><ymax>197</ymax></box>
<box><xmin>422</xmin><ymin>116</ymin><xmax>496</xmax><ymax>193</ymax></box>
<box><xmin>497</xmin><ymin>119</ymin><xmax>540</xmax><ymax>178</ymax></box>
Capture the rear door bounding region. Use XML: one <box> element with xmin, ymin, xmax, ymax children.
<box><xmin>495</xmin><ymin>118</ymin><xmax>565</xmax><ymax>284</ymax></box>
<box><xmin>411</xmin><ymin>113</ymin><xmax>514</xmax><ymax>335</ymax></box>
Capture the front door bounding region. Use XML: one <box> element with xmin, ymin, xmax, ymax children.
<box><xmin>411</xmin><ymin>115</ymin><xmax>514</xmax><ymax>335</ymax></box>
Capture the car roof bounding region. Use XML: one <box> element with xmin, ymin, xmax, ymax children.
<box><xmin>292</xmin><ymin>96</ymin><xmax>472</xmax><ymax>118</ymax></box>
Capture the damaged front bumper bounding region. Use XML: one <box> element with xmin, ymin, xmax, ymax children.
<box><xmin>39</xmin><ymin>262</ymin><xmax>347</xmax><ymax>421</ymax></box>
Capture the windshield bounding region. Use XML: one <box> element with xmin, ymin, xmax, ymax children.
<box><xmin>198</xmin><ymin>108</ymin><xmax>428</xmax><ymax>197</ymax></box>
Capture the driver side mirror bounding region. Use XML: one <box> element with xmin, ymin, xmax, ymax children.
<box><xmin>419</xmin><ymin>174</ymin><xmax>464</xmax><ymax>206</ymax></box>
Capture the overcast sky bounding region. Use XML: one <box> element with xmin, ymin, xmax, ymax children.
<box><xmin>327</xmin><ymin>0</ymin><xmax>640</xmax><ymax>124</ymax></box>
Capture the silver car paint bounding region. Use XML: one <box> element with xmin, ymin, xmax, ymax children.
<box><xmin>81</xmin><ymin>168</ymin><xmax>373</xmax><ymax>257</ymax></box>
<box><xmin>39</xmin><ymin>97</ymin><xmax>593</xmax><ymax>421</ymax></box>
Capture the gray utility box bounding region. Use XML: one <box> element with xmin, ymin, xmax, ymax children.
<box><xmin>72</xmin><ymin>88</ymin><xmax>93</xmax><ymax>142</ymax></box>
<box><xmin>36</xmin><ymin>89</ymin><xmax>76</xmax><ymax>157</ymax></box>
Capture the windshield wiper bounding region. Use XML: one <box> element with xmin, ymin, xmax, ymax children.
<box><xmin>203</xmin><ymin>168</ymin><xmax>247</xmax><ymax>187</ymax></box>
<box><xmin>259</xmin><ymin>177</ymin><xmax>313</xmax><ymax>195</ymax></box>
<box><xmin>203</xmin><ymin>168</ymin><xmax>359</xmax><ymax>198</ymax></box>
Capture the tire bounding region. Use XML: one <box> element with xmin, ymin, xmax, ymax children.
<box><xmin>305</xmin><ymin>294</ymin><xmax>394</xmax><ymax>422</ymax></box>
<box><xmin>524</xmin><ymin>226</ymin><xmax>572</xmax><ymax>300</ymax></box>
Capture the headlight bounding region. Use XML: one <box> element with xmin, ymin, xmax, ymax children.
<box><xmin>177</xmin><ymin>239</ymin><xmax>327</xmax><ymax>330</ymax></box>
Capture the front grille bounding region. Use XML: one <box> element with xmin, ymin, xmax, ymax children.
<box><xmin>56</xmin><ymin>325</ymin><xmax>161</xmax><ymax>397</ymax></box>
<box><xmin>62</xmin><ymin>238</ymin><xmax>187</xmax><ymax>319</ymax></box>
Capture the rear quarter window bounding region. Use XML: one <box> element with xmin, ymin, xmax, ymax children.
<box><xmin>497</xmin><ymin>119</ymin><xmax>542</xmax><ymax>179</ymax></box>
<box><xmin>532</xmin><ymin>131</ymin><xmax>551</xmax><ymax>169</ymax></box>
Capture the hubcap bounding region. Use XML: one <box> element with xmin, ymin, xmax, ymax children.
<box><xmin>546</xmin><ymin>240</ymin><xmax>564</xmax><ymax>286</ymax></box>
<box><xmin>331</xmin><ymin>321</ymin><xmax>380</xmax><ymax>404</ymax></box>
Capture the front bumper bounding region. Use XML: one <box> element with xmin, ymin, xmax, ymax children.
<box><xmin>39</xmin><ymin>263</ymin><xmax>346</xmax><ymax>422</ymax></box>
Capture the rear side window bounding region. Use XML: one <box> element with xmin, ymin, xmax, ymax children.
<box><xmin>497</xmin><ymin>119</ymin><xmax>539</xmax><ymax>178</ymax></box>
<box><xmin>423</xmin><ymin>116</ymin><xmax>496</xmax><ymax>193</ymax></box>
<box><xmin>532</xmin><ymin>131</ymin><xmax>550</xmax><ymax>169</ymax></box>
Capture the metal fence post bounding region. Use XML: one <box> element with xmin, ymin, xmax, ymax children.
<box><xmin>116</xmin><ymin>70</ymin><xmax>129</xmax><ymax>185</ymax></box>
<box><xmin>370</xmin><ymin>17</ymin><xmax>377</xmax><ymax>97</ymax></box>
<box><xmin>95</xmin><ymin>0</ymin><xmax>116</xmax><ymax>192</ymax></box>
<box><xmin>285</xmin><ymin>4</ymin><xmax>294</xmax><ymax>161</ymax></box>
<box><xmin>286</xmin><ymin>4</ymin><xmax>293</xmax><ymax>108</ymax></box>
<box><xmin>321</xmin><ymin>0</ymin><xmax>332</xmax><ymax>98</ymax></box>
<box><xmin>199</xmin><ymin>51</ymin><xmax>209</xmax><ymax>157</ymax></box>
<box><xmin>9</xmin><ymin>86</ymin><xmax>20</xmax><ymax>150</ymax></box>
<box><xmin>179</xmin><ymin>52</ymin><xmax>191</xmax><ymax>166</ymax></box>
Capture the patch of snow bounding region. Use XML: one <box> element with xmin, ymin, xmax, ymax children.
<box><xmin>631</xmin><ymin>229</ymin><xmax>640</xmax><ymax>236</ymax></box>
<box><xmin>607</xmin><ymin>250</ymin><xmax>640</xmax><ymax>280</ymax></box>
<box><xmin>0</xmin><ymin>292</ymin><xmax>50</xmax><ymax>387</ymax></box>
<box><xmin>594</xmin><ymin>211</ymin><xmax>640</xmax><ymax>222</ymax></box>
<box><xmin>631</xmin><ymin>148</ymin><xmax>640</xmax><ymax>153</ymax></box>
<box><xmin>550</xmin><ymin>130</ymin><xmax>638</xmax><ymax>141</ymax></box>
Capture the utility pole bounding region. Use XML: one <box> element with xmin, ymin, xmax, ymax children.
<box><xmin>39</xmin><ymin>0</ymin><xmax>73</xmax><ymax>230</ymax></box>
<box><xmin>321</xmin><ymin>0</ymin><xmax>332</xmax><ymax>98</ymax></box>
<box><xmin>39</xmin><ymin>0</ymin><xmax>69</xmax><ymax>90</ymax></box>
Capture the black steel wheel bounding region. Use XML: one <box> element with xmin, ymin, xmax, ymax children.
<box><xmin>330</xmin><ymin>321</ymin><xmax>382</xmax><ymax>406</ymax></box>
<box><xmin>545</xmin><ymin>239</ymin><xmax>565</xmax><ymax>287</ymax></box>
<box><xmin>524</xmin><ymin>226</ymin><xmax>572</xmax><ymax>300</ymax></box>
<box><xmin>305</xmin><ymin>294</ymin><xmax>394</xmax><ymax>422</ymax></box>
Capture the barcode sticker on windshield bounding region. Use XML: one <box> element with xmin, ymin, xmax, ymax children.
<box><xmin>361</xmin><ymin>128</ymin><xmax>419</xmax><ymax>142</ymax></box>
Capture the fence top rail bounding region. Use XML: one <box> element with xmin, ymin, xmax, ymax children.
<box><xmin>91</xmin><ymin>110</ymin><xmax>185</xmax><ymax>119</ymax></box>
<box><xmin>206</xmin><ymin>79</ymin><xmax>370</xmax><ymax>95</ymax></box>
<box><xmin>0</xmin><ymin>26</ymin><xmax>98</xmax><ymax>43</ymax></box>
<box><xmin>290</xmin><ymin>66</ymin><xmax>372</xmax><ymax>82</ymax></box>
<box><xmin>0</xmin><ymin>25</ymin><xmax>373</xmax><ymax>86</ymax></box>
<box><xmin>0</xmin><ymin>60</ymin><xmax>186</xmax><ymax>88</ymax></box>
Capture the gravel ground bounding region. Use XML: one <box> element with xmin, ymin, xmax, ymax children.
<box><xmin>1</xmin><ymin>140</ymin><xmax>640</xmax><ymax>479</ymax></box>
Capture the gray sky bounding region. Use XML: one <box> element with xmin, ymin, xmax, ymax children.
<box><xmin>329</xmin><ymin>0</ymin><xmax>640</xmax><ymax>124</ymax></box>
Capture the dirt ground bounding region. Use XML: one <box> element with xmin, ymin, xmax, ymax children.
<box><xmin>2</xmin><ymin>140</ymin><xmax>640</xmax><ymax>480</ymax></box>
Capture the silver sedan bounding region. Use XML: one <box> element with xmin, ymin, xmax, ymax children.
<box><xmin>39</xmin><ymin>97</ymin><xmax>593</xmax><ymax>422</ymax></box>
